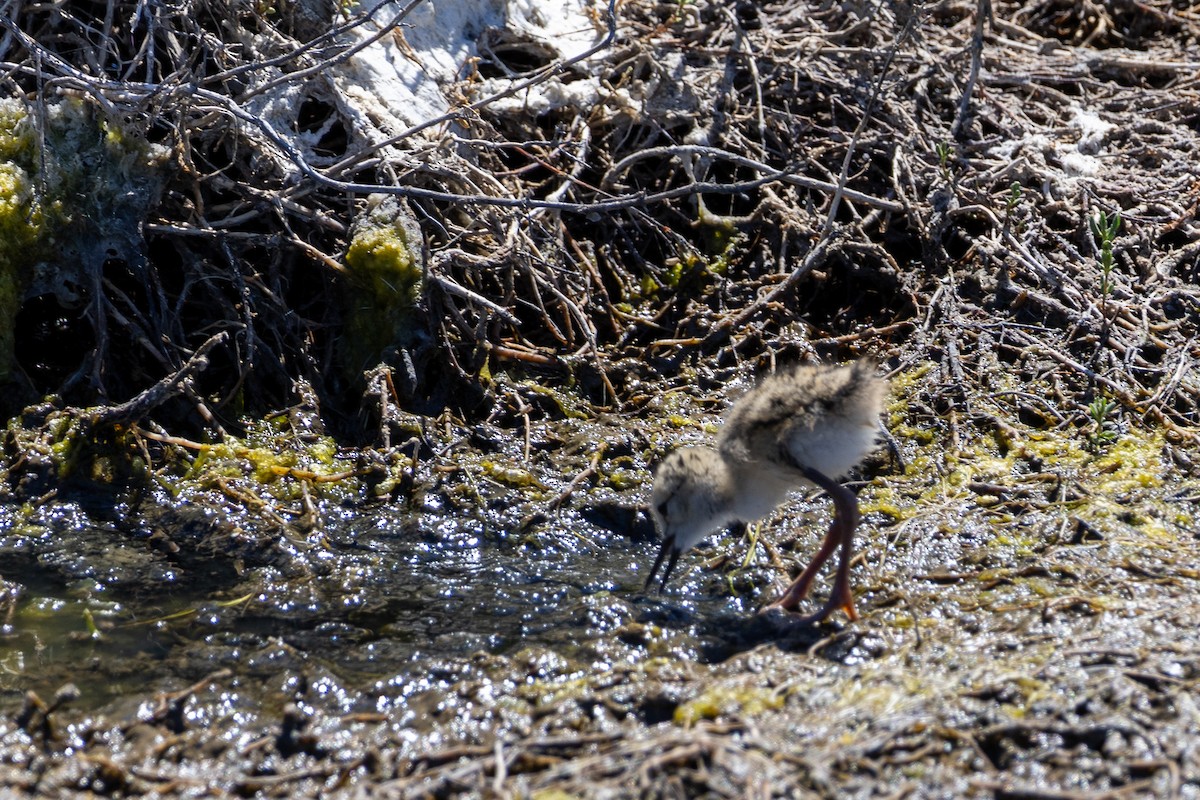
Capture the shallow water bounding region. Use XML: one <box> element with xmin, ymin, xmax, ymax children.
<box><xmin>0</xmin><ymin>497</ymin><xmax>772</xmax><ymax>712</ymax></box>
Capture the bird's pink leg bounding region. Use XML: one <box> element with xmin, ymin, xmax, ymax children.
<box><xmin>768</xmin><ymin>519</ymin><xmax>840</xmax><ymax>610</ymax></box>
<box><xmin>763</xmin><ymin>468</ymin><xmax>860</xmax><ymax>624</ymax></box>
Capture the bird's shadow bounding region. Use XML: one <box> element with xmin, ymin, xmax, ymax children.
<box><xmin>637</xmin><ymin>598</ymin><xmax>866</xmax><ymax>663</ymax></box>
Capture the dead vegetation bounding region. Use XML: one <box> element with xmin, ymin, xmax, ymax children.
<box><xmin>3</xmin><ymin>0</ymin><xmax>1200</xmax><ymax>795</ymax></box>
<box><xmin>0</xmin><ymin>0</ymin><xmax>1196</xmax><ymax>451</ymax></box>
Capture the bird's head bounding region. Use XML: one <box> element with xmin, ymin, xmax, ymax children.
<box><xmin>644</xmin><ymin>447</ymin><xmax>731</xmax><ymax>592</ymax></box>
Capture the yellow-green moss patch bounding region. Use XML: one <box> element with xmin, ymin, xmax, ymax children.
<box><xmin>674</xmin><ymin>684</ymin><xmax>784</xmax><ymax>727</ymax></box>
<box><xmin>340</xmin><ymin>195</ymin><xmax>424</xmax><ymax>375</ymax></box>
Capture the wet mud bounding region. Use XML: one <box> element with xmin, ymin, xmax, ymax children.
<box><xmin>3</xmin><ymin>377</ymin><xmax>1199</xmax><ymax>798</ymax></box>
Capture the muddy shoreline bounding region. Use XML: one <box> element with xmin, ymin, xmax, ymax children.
<box><xmin>4</xmin><ymin>391</ymin><xmax>1199</xmax><ymax>797</ymax></box>
<box><xmin>3</xmin><ymin>0</ymin><xmax>1200</xmax><ymax>795</ymax></box>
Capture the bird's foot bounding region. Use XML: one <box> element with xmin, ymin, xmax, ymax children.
<box><xmin>757</xmin><ymin>583</ymin><xmax>858</xmax><ymax>625</ymax></box>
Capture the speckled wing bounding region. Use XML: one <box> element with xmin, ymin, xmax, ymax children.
<box><xmin>717</xmin><ymin>361</ymin><xmax>884</xmax><ymax>480</ymax></box>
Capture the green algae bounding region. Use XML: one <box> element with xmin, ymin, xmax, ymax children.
<box><xmin>481</xmin><ymin>460</ymin><xmax>545</xmax><ymax>490</ymax></box>
<box><xmin>178</xmin><ymin>419</ymin><xmax>363</xmax><ymax>504</ymax></box>
<box><xmin>674</xmin><ymin>684</ymin><xmax>784</xmax><ymax>726</ymax></box>
<box><xmin>519</xmin><ymin>382</ymin><xmax>591</xmax><ymax>420</ymax></box>
<box><xmin>603</xmin><ymin>466</ymin><xmax>639</xmax><ymax>491</ymax></box>
<box><xmin>881</xmin><ymin>362</ymin><xmax>1167</xmax><ymax>517</ymax></box>
<box><xmin>636</xmin><ymin>218</ymin><xmax>745</xmax><ymax>298</ymax></box>
<box><xmin>0</xmin><ymin>103</ymin><xmax>50</xmax><ymax>381</ymax></box>
<box><xmin>340</xmin><ymin>194</ymin><xmax>424</xmax><ymax>376</ymax></box>
<box><xmin>0</xmin><ymin>97</ymin><xmax>166</xmax><ymax>384</ymax></box>
<box><xmin>849</xmin><ymin>363</ymin><xmax>1191</xmax><ymax>633</ymax></box>
<box><xmin>23</xmin><ymin>412</ymin><xmax>149</xmax><ymax>490</ymax></box>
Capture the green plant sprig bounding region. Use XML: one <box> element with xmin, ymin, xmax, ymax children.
<box><xmin>1090</xmin><ymin>209</ymin><xmax>1121</xmax><ymax>313</ymax></box>
<box><xmin>1086</xmin><ymin>396</ymin><xmax>1119</xmax><ymax>452</ymax></box>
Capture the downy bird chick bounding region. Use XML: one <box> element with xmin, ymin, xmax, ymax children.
<box><xmin>646</xmin><ymin>360</ymin><xmax>886</xmax><ymax>624</ymax></box>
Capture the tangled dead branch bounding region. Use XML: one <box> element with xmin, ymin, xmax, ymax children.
<box><xmin>0</xmin><ymin>0</ymin><xmax>1196</xmax><ymax>477</ymax></box>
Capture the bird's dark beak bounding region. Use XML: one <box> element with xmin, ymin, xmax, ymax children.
<box><xmin>644</xmin><ymin>534</ymin><xmax>681</xmax><ymax>593</ymax></box>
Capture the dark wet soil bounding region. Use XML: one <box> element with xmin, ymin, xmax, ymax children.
<box><xmin>3</xmin><ymin>394</ymin><xmax>1200</xmax><ymax>798</ymax></box>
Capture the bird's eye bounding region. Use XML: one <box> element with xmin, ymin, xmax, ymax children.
<box><xmin>655</xmin><ymin>502</ymin><xmax>668</xmax><ymax>518</ymax></box>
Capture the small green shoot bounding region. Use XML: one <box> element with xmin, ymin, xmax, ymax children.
<box><xmin>1086</xmin><ymin>396</ymin><xmax>1119</xmax><ymax>452</ymax></box>
<box><xmin>935</xmin><ymin>142</ymin><xmax>953</xmax><ymax>183</ymax></box>
<box><xmin>1006</xmin><ymin>182</ymin><xmax>1022</xmax><ymax>212</ymax></box>
<box><xmin>670</xmin><ymin>0</ymin><xmax>696</xmax><ymax>23</ymax></box>
<box><xmin>1090</xmin><ymin>210</ymin><xmax>1121</xmax><ymax>313</ymax></box>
